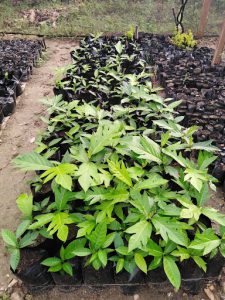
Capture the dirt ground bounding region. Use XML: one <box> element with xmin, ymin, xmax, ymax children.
<box><xmin>0</xmin><ymin>38</ymin><xmax>225</xmax><ymax>300</ymax></box>
<box><xmin>0</xmin><ymin>38</ymin><xmax>77</xmax><ymax>297</ymax></box>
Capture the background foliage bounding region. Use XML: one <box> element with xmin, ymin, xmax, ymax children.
<box><xmin>0</xmin><ymin>0</ymin><xmax>224</xmax><ymax>36</ymax></box>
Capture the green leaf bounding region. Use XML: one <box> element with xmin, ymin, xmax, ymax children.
<box><xmin>29</xmin><ymin>213</ymin><xmax>54</xmax><ymax>230</ymax></box>
<box><xmin>163</xmin><ymin>256</ymin><xmax>181</xmax><ymax>290</ymax></box>
<box><xmin>116</xmin><ymin>246</ymin><xmax>129</xmax><ymax>255</ymax></box>
<box><xmin>10</xmin><ymin>249</ymin><xmax>20</xmax><ymax>271</ymax></box>
<box><xmin>65</xmin><ymin>240</ymin><xmax>91</xmax><ymax>258</ymax></box>
<box><xmin>134</xmin><ymin>173</ymin><xmax>168</xmax><ymax>190</ymax></box>
<box><xmin>63</xmin><ymin>262</ymin><xmax>73</xmax><ymax>276</ymax></box>
<box><xmin>77</xmin><ymin>220</ymin><xmax>95</xmax><ymax>238</ymax></box>
<box><xmin>115</xmin><ymin>41</ymin><xmax>124</xmax><ymax>54</ymax></box>
<box><xmin>108</xmin><ymin>159</ymin><xmax>132</xmax><ymax>186</ymax></box>
<box><xmin>98</xmin><ymin>249</ymin><xmax>107</xmax><ymax>267</ymax></box>
<box><xmin>127</xmin><ymin>166</ymin><xmax>144</xmax><ymax>181</ymax></box>
<box><xmin>134</xmin><ymin>253</ymin><xmax>147</xmax><ymax>274</ymax></box>
<box><xmin>162</xmin><ymin>149</ymin><xmax>186</xmax><ymax>167</ymax></box>
<box><xmin>60</xmin><ymin>246</ymin><xmax>65</xmax><ymax>260</ymax></box>
<box><xmin>77</xmin><ymin>162</ymin><xmax>101</xmax><ymax>192</ymax></box>
<box><xmin>202</xmin><ymin>207</ymin><xmax>225</xmax><ymax>226</ymax></box>
<box><xmin>13</xmin><ymin>152</ymin><xmax>53</xmax><ymax>171</ymax></box>
<box><xmin>148</xmin><ymin>256</ymin><xmax>162</xmax><ymax>270</ymax></box>
<box><xmin>146</xmin><ymin>239</ymin><xmax>163</xmax><ymax>257</ymax></box>
<box><xmin>71</xmin><ymin>248</ymin><xmax>92</xmax><ymax>257</ymax></box>
<box><xmin>16</xmin><ymin>194</ymin><xmax>33</xmax><ymax>217</ymax></box>
<box><xmin>41</xmin><ymin>257</ymin><xmax>61</xmax><ymax>267</ymax></box>
<box><xmin>16</xmin><ymin>220</ymin><xmax>31</xmax><ymax>238</ymax></box>
<box><xmin>171</xmin><ymin>247</ymin><xmax>190</xmax><ymax>261</ymax></box>
<box><xmin>53</xmin><ymin>185</ymin><xmax>76</xmax><ymax>211</ymax></box>
<box><xmin>184</xmin><ymin>168</ymin><xmax>207</xmax><ymax>192</ymax></box>
<box><xmin>89</xmin><ymin>222</ymin><xmax>107</xmax><ymax>250</ymax></box>
<box><xmin>103</xmin><ymin>233</ymin><xmax>115</xmax><ymax>248</ymax></box>
<box><xmin>57</xmin><ymin>224</ymin><xmax>69</xmax><ymax>242</ymax></box>
<box><xmin>19</xmin><ymin>231</ymin><xmax>38</xmax><ymax>248</ymax></box>
<box><xmin>129</xmin><ymin>136</ymin><xmax>162</xmax><ymax>164</ymax></box>
<box><xmin>180</xmin><ymin>204</ymin><xmax>202</xmax><ymax>221</ymax></box>
<box><xmin>116</xmin><ymin>258</ymin><xmax>124</xmax><ymax>273</ymax></box>
<box><xmin>130</xmin><ymin>189</ymin><xmax>154</xmax><ymax>217</ymax></box>
<box><xmin>41</xmin><ymin>163</ymin><xmax>77</xmax><ymax>191</ymax></box>
<box><xmin>152</xmin><ymin>215</ymin><xmax>189</xmax><ymax>247</ymax></box>
<box><xmin>220</xmin><ymin>240</ymin><xmax>225</xmax><ymax>257</ymax></box>
<box><xmin>161</xmin><ymin>131</ymin><xmax>170</xmax><ymax>147</ymax></box>
<box><xmin>1</xmin><ymin>229</ymin><xmax>18</xmax><ymax>248</ymax></box>
<box><xmin>49</xmin><ymin>264</ymin><xmax>62</xmax><ymax>272</ymax></box>
<box><xmin>194</xmin><ymin>183</ymin><xmax>209</xmax><ymax>206</ymax></box>
<box><xmin>193</xmin><ymin>256</ymin><xmax>207</xmax><ymax>272</ymax></box>
<box><xmin>124</xmin><ymin>260</ymin><xmax>136</xmax><ymax>274</ymax></box>
<box><xmin>126</xmin><ymin>220</ymin><xmax>152</xmax><ymax>252</ymax></box>
<box><xmin>189</xmin><ymin>229</ymin><xmax>221</xmax><ymax>255</ymax></box>
<box><xmin>154</xmin><ymin>120</ymin><xmax>182</xmax><ymax>136</ymax></box>
<box><xmin>164</xmin><ymin>166</ymin><xmax>179</xmax><ymax>179</ymax></box>
<box><xmin>92</xmin><ymin>257</ymin><xmax>102</xmax><ymax>270</ymax></box>
<box><xmin>192</xmin><ymin>140</ymin><xmax>219</xmax><ymax>152</ymax></box>
<box><xmin>88</xmin><ymin>121</ymin><xmax>122</xmax><ymax>158</ymax></box>
<box><xmin>47</xmin><ymin>212</ymin><xmax>73</xmax><ymax>242</ymax></box>
<box><xmin>55</xmin><ymin>174</ymin><xmax>72</xmax><ymax>191</ymax></box>
<box><xmin>124</xmin><ymin>213</ymin><xmax>140</xmax><ymax>224</ymax></box>
<box><xmin>197</xmin><ymin>151</ymin><xmax>217</xmax><ymax>170</ymax></box>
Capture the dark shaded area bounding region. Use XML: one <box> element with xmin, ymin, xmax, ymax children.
<box><xmin>0</xmin><ymin>39</ymin><xmax>45</xmax><ymax>123</ymax></box>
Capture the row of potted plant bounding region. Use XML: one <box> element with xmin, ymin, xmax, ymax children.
<box><xmin>2</xmin><ymin>35</ymin><xmax>225</xmax><ymax>293</ymax></box>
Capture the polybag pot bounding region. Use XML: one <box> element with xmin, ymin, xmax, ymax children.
<box><xmin>0</xmin><ymin>104</ymin><xmax>4</xmax><ymax>124</ymax></box>
<box><xmin>52</xmin><ymin>257</ymin><xmax>82</xmax><ymax>292</ymax></box>
<box><xmin>145</xmin><ymin>268</ymin><xmax>167</xmax><ymax>284</ymax></box>
<box><xmin>179</xmin><ymin>260</ymin><xmax>204</xmax><ymax>295</ymax></box>
<box><xmin>13</xmin><ymin>248</ymin><xmax>54</xmax><ymax>292</ymax></box>
<box><xmin>206</xmin><ymin>253</ymin><xmax>225</xmax><ymax>278</ymax></box>
<box><xmin>31</xmin><ymin>182</ymin><xmax>53</xmax><ymax>203</ymax></box>
<box><xmin>83</xmin><ymin>263</ymin><xmax>114</xmax><ymax>288</ymax></box>
<box><xmin>36</xmin><ymin>236</ymin><xmax>63</xmax><ymax>256</ymax></box>
<box><xmin>0</xmin><ymin>85</ymin><xmax>7</xmax><ymax>97</ymax></box>
<box><xmin>0</xmin><ymin>97</ymin><xmax>16</xmax><ymax>117</ymax></box>
<box><xmin>15</xmin><ymin>81</ymin><xmax>23</xmax><ymax>97</ymax></box>
<box><xmin>114</xmin><ymin>268</ymin><xmax>146</xmax><ymax>296</ymax></box>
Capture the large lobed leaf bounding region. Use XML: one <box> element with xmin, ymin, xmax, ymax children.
<box><xmin>13</xmin><ymin>152</ymin><xmax>54</xmax><ymax>171</ymax></box>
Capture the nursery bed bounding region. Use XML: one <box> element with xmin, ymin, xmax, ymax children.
<box><xmin>1</xmin><ymin>35</ymin><xmax>225</xmax><ymax>300</ymax></box>
<box><xmin>138</xmin><ymin>33</ymin><xmax>225</xmax><ymax>184</ymax></box>
<box><xmin>0</xmin><ymin>38</ymin><xmax>45</xmax><ymax>126</ymax></box>
<box><xmin>3</xmin><ymin>34</ymin><xmax>224</xmax><ymax>299</ymax></box>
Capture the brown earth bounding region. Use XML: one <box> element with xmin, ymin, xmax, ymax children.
<box><xmin>0</xmin><ymin>37</ymin><xmax>225</xmax><ymax>300</ymax></box>
<box><xmin>0</xmin><ymin>38</ymin><xmax>77</xmax><ymax>293</ymax></box>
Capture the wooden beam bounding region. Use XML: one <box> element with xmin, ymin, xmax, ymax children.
<box><xmin>197</xmin><ymin>0</ymin><xmax>212</xmax><ymax>38</ymax></box>
<box><xmin>212</xmin><ymin>19</ymin><xmax>225</xmax><ymax>65</ymax></box>
<box><xmin>135</xmin><ymin>25</ymin><xmax>139</xmax><ymax>40</ymax></box>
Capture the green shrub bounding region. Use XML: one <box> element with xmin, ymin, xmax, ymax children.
<box><xmin>171</xmin><ymin>29</ymin><xmax>197</xmax><ymax>49</ymax></box>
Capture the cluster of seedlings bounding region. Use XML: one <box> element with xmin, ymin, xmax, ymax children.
<box><xmin>0</xmin><ymin>39</ymin><xmax>45</xmax><ymax>124</ymax></box>
<box><xmin>2</xmin><ymin>35</ymin><xmax>225</xmax><ymax>295</ymax></box>
<box><xmin>139</xmin><ymin>33</ymin><xmax>225</xmax><ymax>184</ymax></box>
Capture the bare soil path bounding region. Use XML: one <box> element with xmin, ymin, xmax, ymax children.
<box><xmin>0</xmin><ymin>38</ymin><xmax>77</xmax><ymax>292</ymax></box>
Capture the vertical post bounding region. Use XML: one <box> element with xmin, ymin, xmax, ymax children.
<box><xmin>212</xmin><ymin>19</ymin><xmax>225</xmax><ymax>65</ymax></box>
<box><xmin>135</xmin><ymin>25</ymin><xmax>139</xmax><ymax>40</ymax></box>
<box><xmin>197</xmin><ymin>0</ymin><xmax>212</xmax><ymax>38</ymax></box>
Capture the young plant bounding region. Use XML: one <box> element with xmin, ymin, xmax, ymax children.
<box><xmin>42</xmin><ymin>239</ymin><xmax>91</xmax><ymax>275</ymax></box>
<box><xmin>171</xmin><ymin>29</ymin><xmax>197</xmax><ymax>49</ymax></box>
<box><xmin>1</xmin><ymin>229</ymin><xmax>38</xmax><ymax>271</ymax></box>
